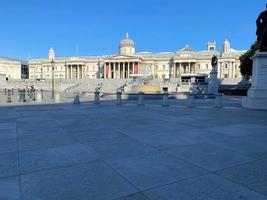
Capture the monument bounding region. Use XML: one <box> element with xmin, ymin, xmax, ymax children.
<box><xmin>208</xmin><ymin>55</ymin><xmax>219</xmax><ymax>94</ymax></box>
<box><xmin>242</xmin><ymin>4</ymin><xmax>267</xmax><ymax>110</ymax></box>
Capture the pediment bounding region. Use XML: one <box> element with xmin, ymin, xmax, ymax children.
<box><xmin>107</xmin><ymin>55</ymin><xmax>141</xmax><ymax>60</ymax></box>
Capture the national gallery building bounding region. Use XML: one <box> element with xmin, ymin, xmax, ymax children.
<box><xmin>28</xmin><ymin>34</ymin><xmax>245</xmax><ymax>82</ymax></box>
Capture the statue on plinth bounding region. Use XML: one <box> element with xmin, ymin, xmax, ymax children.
<box><xmin>208</xmin><ymin>55</ymin><xmax>219</xmax><ymax>94</ymax></box>
<box><xmin>256</xmin><ymin>4</ymin><xmax>267</xmax><ymax>51</ymax></box>
<box><xmin>242</xmin><ymin>4</ymin><xmax>267</xmax><ymax>110</ymax></box>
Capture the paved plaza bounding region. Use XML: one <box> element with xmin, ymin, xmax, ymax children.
<box><xmin>0</xmin><ymin>99</ymin><xmax>267</xmax><ymax>200</ymax></box>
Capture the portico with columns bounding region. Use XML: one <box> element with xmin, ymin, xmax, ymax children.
<box><xmin>66</xmin><ymin>64</ymin><xmax>85</xmax><ymax>79</ymax></box>
<box><xmin>103</xmin><ymin>58</ymin><xmax>140</xmax><ymax>79</ymax></box>
<box><xmin>172</xmin><ymin>61</ymin><xmax>197</xmax><ymax>78</ymax></box>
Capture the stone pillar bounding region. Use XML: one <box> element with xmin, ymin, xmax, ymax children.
<box><xmin>73</xmin><ymin>93</ymin><xmax>80</xmax><ymax>104</ymax></box>
<box><xmin>162</xmin><ymin>92</ymin><xmax>169</xmax><ymax>107</ymax></box>
<box><xmin>94</xmin><ymin>91</ymin><xmax>100</xmax><ymax>104</ymax></box>
<box><xmin>215</xmin><ymin>93</ymin><xmax>223</xmax><ymax>108</ymax></box>
<box><xmin>65</xmin><ymin>64</ymin><xmax>67</xmax><ymax>79</ymax></box>
<box><xmin>77</xmin><ymin>65</ymin><xmax>80</xmax><ymax>79</ymax></box>
<box><xmin>218</xmin><ymin>62</ymin><xmax>221</xmax><ymax>79</ymax></box>
<box><xmin>229</xmin><ymin>62</ymin><xmax>232</xmax><ymax>79</ymax></box>
<box><xmin>116</xmin><ymin>91</ymin><xmax>122</xmax><ymax>105</ymax></box>
<box><xmin>104</xmin><ymin>63</ymin><xmax>106</xmax><ymax>79</ymax></box>
<box><xmin>70</xmin><ymin>65</ymin><xmax>72</xmax><ymax>79</ymax></box>
<box><xmin>232</xmin><ymin>62</ymin><xmax>235</xmax><ymax>78</ymax></box>
<box><xmin>127</xmin><ymin>63</ymin><xmax>130</xmax><ymax>78</ymax></box>
<box><xmin>123</xmin><ymin>62</ymin><xmax>125</xmax><ymax>79</ymax></box>
<box><xmin>109</xmin><ymin>63</ymin><xmax>112</xmax><ymax>79</ymax></box>
<box><xmin>189</xmin><ymin>62</ymin><xmax>191</xmax><ymax>74</ymax></box>
<box><xmin>138</xmin><ymin>92</ymin><xmax>144</xmax><ymax>106</ymax></box>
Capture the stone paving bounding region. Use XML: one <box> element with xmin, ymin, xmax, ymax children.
<box><xmin>0</xmin><ymin>99</ymin><xmax>267</xmax><ymax>200</ymax></box>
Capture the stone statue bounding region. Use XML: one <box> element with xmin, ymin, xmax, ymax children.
<box><xmin>256</xmin><ymin>4</ymin><xmax>267</xmax><ymax>51</ymax></box>
<box><xmin>211</xmin><ymin>55</ymin><xmax>218</xmax><ymax>68</ymax></box>
<box><xmin>208</xmin><ymin>55</ymin><xmax>219</xmax><ymax>94</ymax></box>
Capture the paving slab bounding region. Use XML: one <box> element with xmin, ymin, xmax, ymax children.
<box><xmin>0</xmin><ymin>176</ymin><xmax>21</xmax><ymax>200</ymax></box>
<box><xmin>106</xmin><ymin>151</ymin><xmax>206</xmax><ymax>190</ymax></box>
<box><xmin>21</xmin><ymin>161</ymin><xmax>138</xmax><ymax>200</ymax></box>
<box><xmin>165</xmin><ymin>143</ymin><xmax>256</xmax><ymax>171</ymax></box>
<box><xmin>19</xmin><ymin>143</ymin><xmax>99</xmax><ymax>173</ymax></box>
<box><xmin>144</xmin><ymin>174</ymin><xmax>267</xmax><ymax>200</ymax></box>
<box><xmin>88</xmin><ymin>136</ymin><xmax>157</xmax><ymax>160</ymax></box>
<box><xmin>0</xmin><ymin>153</ymin><xmax>19</xmax><ymax>178</ymax></box>
<box><xmin>216</xmin><ymin>159</ymin><xmax>267</xmax><ymax>196</ymax></box>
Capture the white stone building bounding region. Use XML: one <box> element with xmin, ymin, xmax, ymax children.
<box><xmin>29</xmin><ymin>34</ymin><xmax>246</xmax><ymax>83</ymax></box>
<box><xmin>0</xmin><ymin>57</ymin><xmax>28</xmax><ymax>80</ymax></box>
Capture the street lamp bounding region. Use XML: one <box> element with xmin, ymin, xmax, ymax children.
<box><xmin>51</xmin><ymin>59</ymin><xmax>55</xmax><ymax>99</ymax></box>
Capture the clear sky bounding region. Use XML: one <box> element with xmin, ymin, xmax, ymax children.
<box><xmin>1</xmin><ymin>0</ymin><xmax>266</xmax><ymax>60</ymax></box>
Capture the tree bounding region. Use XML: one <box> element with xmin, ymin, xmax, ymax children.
<box><xmin>239</xmin><ymin>41</ymin><xmax>260</xmax><ymax>79</ymax></box>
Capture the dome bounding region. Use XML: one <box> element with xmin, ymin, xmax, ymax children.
<box><xmin>119</xmin><ymin>33</ymin><xmax>135</xmax><ymax>48</ymax></box>
<box><xmin>177</xmin><ymin>44</ymin><xmax>195</xmax><ymax>53</ymax></box>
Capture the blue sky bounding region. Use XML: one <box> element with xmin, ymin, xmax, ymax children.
<box><xmin>1</xmin><ymin>0</ymin><xmax>266</xmax><ymax>59</ymax></box>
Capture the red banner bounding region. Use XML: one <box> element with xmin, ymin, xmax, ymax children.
<box><xmin>134</xmin><ymin>63</ymin><xmax>138</xmax><ymax>74</ymax></box>
<box><xmin>105</xmin><ymin>63</ymin><xmax>109</xmax><ymax>78</ymax></box>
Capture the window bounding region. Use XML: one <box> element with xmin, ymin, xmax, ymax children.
<box><xmin>206</xmin><ymin>64</ymin><xmax>209</xmax><ymax>69</ymax></box>
<box><xmin>225</xmin><ymin>64</ymin><xmax>228</xmax><ymax>69</ymax></box>
<box><xmin>163</xmin><ymin>65</ymin><xmax>165</xmax><ymax>70</ymax></box>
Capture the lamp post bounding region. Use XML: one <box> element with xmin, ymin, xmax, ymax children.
<box><xmin>51</xmin><ymin>59</ymin><xmax>55</xmax><ymax>100</ymax></box>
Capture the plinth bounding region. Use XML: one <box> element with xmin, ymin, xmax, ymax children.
<box><xmin>242</xmin><ymin>51</ymin><xmax>267</xmax><ymax>110</ymax></box>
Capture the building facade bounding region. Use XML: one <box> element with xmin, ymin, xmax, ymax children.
<box><xmin>29</xmin><ymin>34</ymin><xmax>246</xmax><ymax>82</ymax></box>
<box><xmin>0</xmin><ymin>57</ymin><xmax>28</xmax><ymax>80</ymax></box>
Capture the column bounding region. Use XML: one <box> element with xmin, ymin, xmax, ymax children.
<box><xmin>232</xmin><ymin>62</ymin><xmax>235</xmax><ymax>78</ymax></box>
<box><xmin>109</xmin><ymin>63</ymin><xmax>112</xmax><ymax>79</ymax></box>
<box><xmin>70</xmin><ymin>65</ymin><xmax>72</xmax><ymax>79</ymax></box>
<box><xmin>65</xmin><ymin>64</ymin><xmax>67</xmax><ymax>79</ymax></box>
<box><xmin>116</xmin><ymin>63</ymin><xmax>118</xmax><ymax>79</ymax></box>
<box><xmin>77</xmin><ymin>65</ymin><xmax>80</xmax><ymax>79</ymax></box>
<box><xmin>104</xmin><ymin>63</ymin><xmax>106</xmax><ymax>79</ymax></box>
<box><xmin>123</xmin><ymin>62</ymin><xmax>125</xmax><ymax>79</ymax></box>
<box><xmin>119</xmin><ymin>63</ymin><xmax>122</xmax><ymax>79</ymax></box>
<box><xmin>229</xmin><ymin>62</ymin><xmax>232</xmax><ymax>79</ymax></box>
<box><xmin>218</xmin><ymin>62</ymin><xmax>221</xmax><ymax>78</ymax></box>
<box><xmin>127</xmin><ymin>63</ymin><xmax>130</xmax><ymax>78</ymax></box>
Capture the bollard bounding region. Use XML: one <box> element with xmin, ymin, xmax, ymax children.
<box><xmin>40</xmin><ymin>89</ymin><xmax>43</xmax><ymax>99</ymax></box>
<box><xmin>73</xmin><ymin>93</ymin><xmax>80</xmax><ymax>104</ymax></box>
<box><xmin>116</xmin><ymin>91</ymin><xmax>122</xmax><ymax>105</ymax></box>
<box><xmin>94</xmin><ymin>91</ymin><xmax>100</xmax><ymax>105</ymax></box>
<box><xmin>55</xmin><ymin>92</ymin><xmax>61</xmax><ymax>103</ymax></box>
<box><xmin>32</xmin><ymin>89</ymin><xmax>36</xmax><ymax>101</ymax></box>
<box><xmin>36</xmin><ymin>91</ymin><xmax>43</xmax><ymax>103</ymax></box>
<box><xmin>215</xmin><ymin>93</ymin><xmax>223</xmax><ymax>109</ymax></box>
<box><xmin>18</xmin><ymin>89</ymin><xmax>21</xmax><ymax>102</ymax></box>
<box><xmin>7</xmin><ymin>90</ymin><xmax>11</xmax><ymax>103</ymax></box>
<box><xmin>188</xmin><ymin>94</ymin><xmax>195</xmax><ymax>107</ymax></box>
<box><xmin>22</xmin><ymin>89</ymin><xmax>26</xmax><ymax>102</ymax></box>
<box><xmin>138</xmin><ymin>92</ymin><xmax>144</xmax><ymax>106</ymax></box>
<box><xmin>162</xmin><ymin>92</ymin><xmax>169</xmax><ymax>107</ymax></box>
